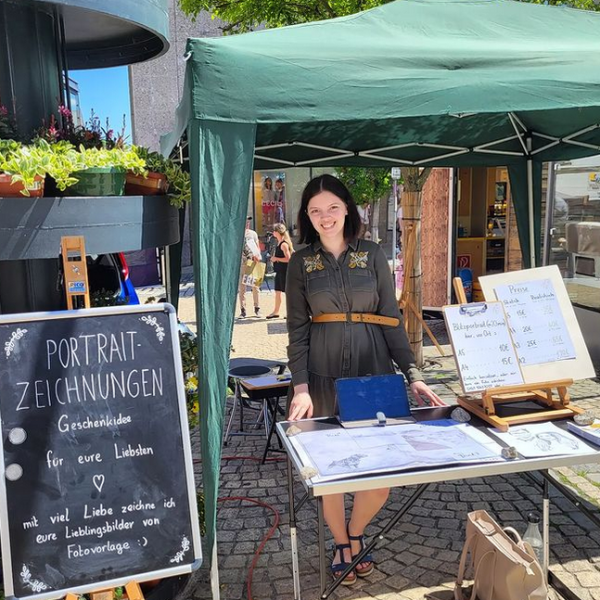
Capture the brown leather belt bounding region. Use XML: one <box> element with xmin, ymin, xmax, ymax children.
<box><xmin>311</xmin><ymin>313</ymin><xmax>400</xmax><ymax>327</ymax></box>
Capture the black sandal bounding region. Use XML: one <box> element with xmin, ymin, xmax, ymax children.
<box><xmin>347</xmin><ymin>532</ymin><xmax>374</xmax><ymax>577</ymax></box>
<box><xmin>331</xmin><ymin>543</ymin><xmax>357</xmax><ymax>586</ymax></box>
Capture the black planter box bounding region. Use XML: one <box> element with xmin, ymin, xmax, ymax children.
<box><xmin>0</xmin><ymin>196</ymin><xmax>180</xmax><ymax>260</ymax></box>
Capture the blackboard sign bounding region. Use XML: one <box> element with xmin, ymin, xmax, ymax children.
<box><xmin>0</xmin><ymin>305</ymin><xmax>201</xmax><ymax>600</ymax></box>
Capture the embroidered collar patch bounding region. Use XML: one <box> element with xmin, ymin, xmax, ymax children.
<box><xmin>304</xmin><ymin>254</ymin><xmax>325</xmax><ymax>273</ymax></box>
<box><xmin>349</xmin><ymin>251</ymin><xmax>369</xmax><ymax>269</ymax></box>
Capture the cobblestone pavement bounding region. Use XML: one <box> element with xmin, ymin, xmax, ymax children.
<box><xmin>139</xmin><ymin>274</ymin><xmax>600</xmax><ymax>600</ymax></box>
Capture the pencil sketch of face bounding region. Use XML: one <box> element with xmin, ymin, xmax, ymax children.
<box><xmin>536</xmin><ymin>432</ymin><xmax>579</xmax><ymax>451</ymax></box>
<box><xmin>509</xmin><ymin>429</ymin><xmax>534</xmax><ymax>442</ymax></box>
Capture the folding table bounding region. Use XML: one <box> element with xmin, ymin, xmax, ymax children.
<box><xmin>278</xmin><ymin>406</ymin><xmax>600</xmax><ymax>600</ymax></box>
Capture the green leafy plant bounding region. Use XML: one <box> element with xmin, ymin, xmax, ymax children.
<box><xmin>336</xmin><ymin>167</ymin><xmax>391</xmax><ymax>206</ymax></box>
<box><xmin>180</xmin><ymin>329</ymin><xmax>200</xmax><ymax>428</ymax></box>
<box><xmin>75</xmin><ymin>145</ymin><xmax>146</xmax><ymax>175</ymax></box>
<box><xmin>0</xmin><ymin>143</ymin><xmax>48</xmax><ymax>195</ymax></box>
<box><xmin>134</xmin><ymin>146</ymin><xmax>191</xmax><ymax>208</ymax></box>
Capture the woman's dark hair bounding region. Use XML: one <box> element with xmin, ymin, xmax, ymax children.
<box><xmin>297</xmin><ymin>174</ymin><xmax>361</xmax><ymax>245</ymax></box>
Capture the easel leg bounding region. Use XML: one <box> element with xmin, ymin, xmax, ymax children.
<box><xmin>288</xmin><ymin>458</ymin><xmax>302</xmax><ymax>600</ymax></box>
<box><xmin>125</xmin><ymin>581</ymin><xmax>144</xmax><ymax>600</ymax></box>
<box><xmin>317</xmin><ymin>498</ymin><xmax>327</xmax><ymax>599</ymax></box>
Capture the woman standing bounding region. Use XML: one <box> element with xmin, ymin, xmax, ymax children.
<box><xmin>285</xmin><ymin>174</ymin><xmax>444</xmax><ymax>585</ymax></box>
<box><xmin>267</xmin><ymin>222</ymin><xmax>293</xmax><ymax>319</ymax></box>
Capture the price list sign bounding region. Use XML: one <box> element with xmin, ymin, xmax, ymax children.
<box><xmin>444</xmin><ymin>302</ymin><xmax>524</xmax><ymax>393</ymax></box>
<box><xmin>493</xmin><ymin>279</ymin><xmax>576</xmax><ymax>366</ymax></box>
<box><xmin>0</xmin><ymin>305</ymin><xmax>201</xmax><ymax>600</ymax></box>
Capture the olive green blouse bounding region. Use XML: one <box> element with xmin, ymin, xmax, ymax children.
<box><xmin>285</xmin><ymin>238</ymin><xmax>423</xmax><ymax>388</ymax></box>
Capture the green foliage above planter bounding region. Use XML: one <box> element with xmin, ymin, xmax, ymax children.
<box><xmin>134</xmin><ymin>147</ymin><xmax>191</xmax><ymax>209</ymax></box>
<box><xmin>0</xmin><ymin>142</ymin><xmax>48</xmax><ymax>195</ymax></box>
<box><xmin>76</xmin><ymin>146</ymin><xmax>146</xmax><ymax>175</ymax></box>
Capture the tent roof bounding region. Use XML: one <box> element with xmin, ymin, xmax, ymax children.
<box><xmin>168</xmin><ymin>0</ymin><xmax>600</xmax><ymax>168</ymax></box>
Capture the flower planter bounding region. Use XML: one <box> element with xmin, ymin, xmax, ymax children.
<box><xmin>0</xmin><ymin>174</ymin><xmax>45</xmax><ymax>197</ymax></box>
<box><xmin>0</xmin><ymin>196</ymin><xmax>179</xmax><ymax>260</ymax></box>
<box><xmin>125</xmin><ymin>171</ymin><xmax>169</xmax><ymax>196</ymax></box>
<box><xmin>67</xmin><ymin>167</ymin><xmax>126</xmax><ymax>197</ymax></box>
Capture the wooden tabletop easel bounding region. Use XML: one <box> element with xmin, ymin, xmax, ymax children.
<box><xmin>451</xmin><ymin>277</ymin><xmax>583</xmax><ymax>431</ymax></box>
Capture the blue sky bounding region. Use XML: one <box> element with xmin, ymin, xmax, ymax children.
<box><xmin>72</xmin><ymin>67</ymin><xmax>132</xmax><ymax>139</ymax></box>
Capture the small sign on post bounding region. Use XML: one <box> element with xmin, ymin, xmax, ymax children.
<box><xmin>391</xmin><ymin>167</ymin><xmax>402</xmax><ymax>180</ymax></box>
<box><xmin>61</xmin><ymin>236</ymin><xmax>90</xmax><ymax>310</ymax></box>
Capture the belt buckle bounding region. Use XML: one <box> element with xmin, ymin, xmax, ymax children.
<box><xmin>346</xmin><ymin>312</ymin><xmax>354</xmax><ymax>323</ymax></box>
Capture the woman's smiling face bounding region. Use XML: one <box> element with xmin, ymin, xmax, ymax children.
<box><xmin>307</xmin><ymin>191</ymin><xmax>348</xmax><ymax>241</ymax></box>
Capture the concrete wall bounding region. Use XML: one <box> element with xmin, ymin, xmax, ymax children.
<box><xmin>129</xmin><ymin>1</ymin><xmax>223</xmax><ymax>152</ymax></box>
<box><xmin>129</xmin><ymin>1</ymin><xmax>223</xmax><ymax>275</ymax></box>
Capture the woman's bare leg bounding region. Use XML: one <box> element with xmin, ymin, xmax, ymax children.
<box><xmin>323</xmin><ymin>494</ymin><xmax>354</xmax><ymax>575</ymax></box>
<box><xmin>348</xmin><ymin>488</ymin><xmax>390</xmax><ymax>568</ymax></box>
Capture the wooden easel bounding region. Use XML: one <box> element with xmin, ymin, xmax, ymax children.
<box><xmin>65</xmin><ymin>581</ymin><xmax>144</xmax><ymax>600</ymax></box>
<box><xmin>451</xmin><ymin>277</ymin><xmax>584</xmax><ymax>431</ymax></box>
<box><xmin>61</xmin><ymin>236</ymin><xmax>90</xmax><ymax>309</ymax></box>
<box><xmin>398</xmin><ymin>223</ymin><xmax>445</xmax><ymax>356</ymax></box>
<box><xmin>457</xmin><ymin>379</ymin><xmax>583</xmax><ymax>432</ymax></box>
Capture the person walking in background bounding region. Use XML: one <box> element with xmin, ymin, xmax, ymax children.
<box><xmin>238</xmin><ymin>217</ymin><xmax>262</xmax><ymax>318</ymax></box>
<box><xmin>285</xmin><ymin>174</ymin><xmax>444</xmax><ymax>586</ymax></box>
<box><xmin>266</xmin><ymin>222</ymin><xmax>294</xmax><ymax>319</ymax></box>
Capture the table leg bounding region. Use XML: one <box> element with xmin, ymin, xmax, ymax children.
<box><xmin>288</xmin><ymin>458</ymin><xmax>301</xmax><ymax>600</ymax></box>
<box><xmin>543</xmin><ymin>474</ymin><xmax>550</xmax><ymax>580</ymax></box>
<box><xmin>317</xmin><ymin>498</ymin><xmax>327</xmax><ymax>598</ymax></box>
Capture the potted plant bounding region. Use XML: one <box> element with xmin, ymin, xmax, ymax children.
<box><xmin>66</xmin><ymin>145</ymin><xmax>147</xmax><ymax>197</ymax></box>
<box><xmin>125</xmin><ymin>147</ymin><xmax>169</xmax><ymax>196</ymax></box>
<box><xmin>0</xmin><ymin>140</ymin><xmax>46</xmax><ymax>197</ymax></box>
<box><xmin>126</xmin><ymin>147</ymin><xmax>191</xmax><ymax>208</ymax></box>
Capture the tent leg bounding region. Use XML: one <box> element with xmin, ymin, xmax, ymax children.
<box><xmin>210</xmin><ymin>540</ymin><xmax>220</xmax><ymax>600</ymax></box>
<box><xmin>526</xmin><ymin>137</ymin><xmax>536</xmax><ymax>267</ymax></box>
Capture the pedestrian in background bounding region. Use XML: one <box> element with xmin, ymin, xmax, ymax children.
<box><xmin>238</xmin><ymin>217</ymin><xmax>262</xmax><ymax>318</ymax></box>
<box><xmin>267</xmin><ymin>222</ymin><xmax>294</xmax><ymax>319</ymax></box>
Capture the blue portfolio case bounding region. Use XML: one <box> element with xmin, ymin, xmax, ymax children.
<box><xmin>335</xmin><ymin>374</ymin><xmax>414</xmax><ymax>428</ymax></box>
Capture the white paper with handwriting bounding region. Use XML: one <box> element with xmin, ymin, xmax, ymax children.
<box><xmin>493</xmin><ymin>279</ymin><xmax>575</xmax><ymax>366</ymax></box>
<box><xmin>444</xmin><ymin>302</ymin><xmax>524</xmax><ymax>393</ymax></box>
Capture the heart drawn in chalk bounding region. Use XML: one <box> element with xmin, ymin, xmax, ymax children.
<box><xmin>92</xmin><ymin>474</ymin><xmax>105</xmax><ymax>493</ymax></box>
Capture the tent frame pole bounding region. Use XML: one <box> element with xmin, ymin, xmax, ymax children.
<box><xmin>526</xmin><ymin>136</ymin><xmax>536</xmax><ymax>267</ymax></box>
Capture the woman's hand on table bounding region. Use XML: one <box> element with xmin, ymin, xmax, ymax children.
<box><xmin>410</xmin><ymin>381</ymin><xmax>446</xmax><ymax>407</ymax></box>
<box><xmin>288</xmin><ymin>387</ymin><xmax>314</xmax><ymax>421</ymax></box>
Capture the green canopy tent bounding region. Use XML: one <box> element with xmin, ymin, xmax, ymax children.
<box><xmin>161</xmin><ymin>0</ymin><xmax>600</xmax><ymax>589</ymax></box>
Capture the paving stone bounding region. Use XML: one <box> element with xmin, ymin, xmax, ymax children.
<box><xmin>396</xmin><ymin>550</ymin><xmax>420</xmax><ymax>566</ymax></box>
<box><xmin>385</xmin><ymin>574</ymin><xmax>411</xmax><ymax>591</ymax></box>
<box><xmin>577</xmin><ymin>571</ymin><xmax>600</xmax><ymax>588</ymax></box>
